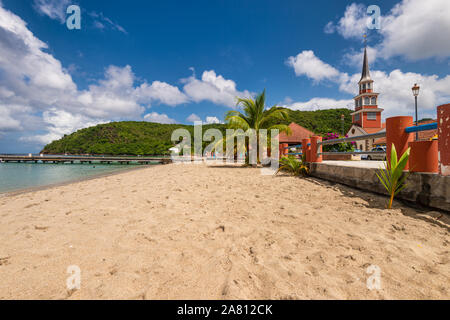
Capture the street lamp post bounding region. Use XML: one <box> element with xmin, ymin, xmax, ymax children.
<box><xmin>341</xmin><ymin>114</ymin><xmax>345</xmax><ymax>137</ymax></box>
<box><xmin>412</xmin><ymin>83</ymin><xmax>420</xmax><ymax>141</ymax></box>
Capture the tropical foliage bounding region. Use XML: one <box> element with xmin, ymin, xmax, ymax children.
<box><xmin>375</xmin><ymin>144</ymin><xmax>411</xmax><ymax>209</ymax></box>
<box><xmin>276</xmin><ymin>155</ymin><xmax>309</xmax><ymax>176</ymax></box>
<box><xmin>224</xmin><ymin>90</ymin><xmax>291</xmax><ymax>163</ymax></box>
<box><xmin>322</xmin><ymin>132</ymin><xmax>356</xmax><ymax>152</ymax></box>
<box><xmin>283</xmin><ymin>108</ymin><xmax>353</xmax><ymax>135</ymax></box>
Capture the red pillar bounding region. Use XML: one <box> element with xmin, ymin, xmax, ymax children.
<box><xmin>284</xmin><ymin>143</ymin><xmax>289</xmax><ymax>156</ymax></box>
<box><xmin>438</xmin><ymin>104</ymin><xmax>450</xmax><ymax>175</ymax></box>
<box><xmin>310</xmin><ymin>136</ymin><xmax>323</xmax><ymax>163</ymax></box>
<box><xmin>302</xmin><ymin>138</ymin><xmax>311</xmax><ymax>162</ymax></box>
<box><xmin>386</xmin><ymin>116</ymin><xmax>414</xmax><ymax>170</ymax></box>
<box><xmin>409</xmin><ymin>141</ymin><xmax>439</xmax><ymax>173</ymax></box>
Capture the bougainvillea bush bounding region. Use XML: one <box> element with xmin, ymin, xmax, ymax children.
<box><xmin>322</xmin><ymin>133</ymin><xmax>356</xmax><ymax>152</ymax></box>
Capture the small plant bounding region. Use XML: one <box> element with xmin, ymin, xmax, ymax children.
<box><xmin>276</xmin><ymin>155</ymin><xmax>309</xmax><ymax>176</ymax></box>
<box><xmin>375</xmin><ymin>144</ymin><xmax>411</xmax><ymax>209</ymax></box>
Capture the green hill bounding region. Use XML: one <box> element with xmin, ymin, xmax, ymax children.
<box><xmin>41</xmin><ymin>108</ymin><xmax>353</xmax><ymax>155</ymax></box>
<box><xmin>285</xmin><ymin>108</ymin><xmax>353</xmax><ymax>135</ymax></box>
<box><xmin>41</xmin><ymin>122</ymin><xmax>227</xmax><ymax>156</ymax></box>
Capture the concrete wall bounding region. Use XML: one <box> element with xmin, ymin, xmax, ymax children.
<box><xmin>309</xmin><ymin>162</ymin><xmax>450</xmax><ymax>212</ymax></box>
<box><xmin>322</xmin><ymin>154</ymin><xmax>361</xmax><ymax>161</ymax></box>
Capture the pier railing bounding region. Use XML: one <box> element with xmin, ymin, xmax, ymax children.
<box><xmin>317</xmin><ymin>131</ymin><xmax>386</xmax><ymax>156</ymax></box>
<box><xmin>0</xmin><ymin>155</ymin><xmax>172</xmax><ymax>165</ymax></box>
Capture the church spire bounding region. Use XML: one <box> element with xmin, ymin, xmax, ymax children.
<box><xmin>360</xmin><ymin>46</ymin><xmax>371</xmax><ymax>83</ymax></box>
<box><xmin>350</xmin><ymin>37</ymin><xmax>383</xmax><ymax>133</ymax></box>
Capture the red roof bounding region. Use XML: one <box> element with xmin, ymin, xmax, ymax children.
<box><xmin>279</xmin><ymin>122</ymin><xmax>315</xmax><ymax>143</ymax></box>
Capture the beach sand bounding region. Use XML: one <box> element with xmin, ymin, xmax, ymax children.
<box><xmin>0</xmin><ymin>163</ymin><xmax>448</xmax><ymax>300</ymax></box>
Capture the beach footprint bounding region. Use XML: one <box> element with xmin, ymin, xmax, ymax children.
<box><xmin>0</xmin><ymin>255</ymin><xmax>10</xmax><ymax>266</ymax></box>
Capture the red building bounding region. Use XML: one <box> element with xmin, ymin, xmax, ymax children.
<box><xmin>278</xmin><ymin>122</ymin><xmax>315</xmax><ymax>156</ymax></box>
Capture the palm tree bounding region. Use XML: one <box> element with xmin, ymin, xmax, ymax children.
<box><xmin>276</xmin><ymin>155</ymin><xmax>309</xmax><ymax>176</ymax></box>
<box><xmin>224</xmin><ymin>90</ymin><xmax>291</xmax><ymax>164</ymax></box>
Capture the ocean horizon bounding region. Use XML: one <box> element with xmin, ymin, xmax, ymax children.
<box><xmin>0</xmin><ymin>162</ymin><xmax>141</xmax><ymax>194</ymax></box>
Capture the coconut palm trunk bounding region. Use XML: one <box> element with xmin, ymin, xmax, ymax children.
<box><xmin>225</xmin><ymin>90</ymin><xmax>292</xmax><ymax>165</ymax></box>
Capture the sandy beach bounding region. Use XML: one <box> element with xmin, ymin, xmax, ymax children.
<box><xmin>0</xmin><ymin>163</ymin><xmax>448</xmax><ymax>300</ymax></box>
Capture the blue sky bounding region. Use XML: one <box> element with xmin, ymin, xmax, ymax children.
<box><xmin>0</xmin><ymin>0</ymin><xmax>449</xmax><ymax>153</ymax></box>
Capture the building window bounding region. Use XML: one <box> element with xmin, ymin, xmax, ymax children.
<box><xmin>367</xmin><ymin>112</ymin><xmax>377</xmax><ymax>120</ymax></box>
<box><xmin>371</xmin><ymin>97</ymin><xmax>377</xmax><ymax>105</ymax></box>
<box><xmin>364</xmin><ymin>97</ymin><xmax>370</xmax><ymax>105</ymax></box>
<box><xmin>359</xmin><ymin>98</ymin><xmax>362</xmax><ymax>106</ymax></box>
<box><xmin>355</xmin><ymin>113</ymin><xmax>360</xmax><ymax>121</ymax></box>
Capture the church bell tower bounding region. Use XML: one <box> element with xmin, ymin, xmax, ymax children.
<box><xmin>351</xmin><ymin>46</ymin><xmax>383</xmax><ymax>129</ymax></box>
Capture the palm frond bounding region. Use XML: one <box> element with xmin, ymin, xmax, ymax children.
<box><xmin>375</xmin><ymin>144</ymin><xmax>410</xmax><ymax>209</ymax></box>
<box><xmin>276</xmin><ymin>156</ymin><xmax>309</xmax><ymax>176</ymax></box>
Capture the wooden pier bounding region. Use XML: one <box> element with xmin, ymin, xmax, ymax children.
<box><xmin>0</xmin><ymin>155</ymin><xmax>172</xmax><ymax>165</ymax></box>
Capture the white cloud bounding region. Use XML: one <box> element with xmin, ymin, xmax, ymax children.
<box><xmin>379</xmin><ymin>0</ymin><xmax>450</xmax><ymax>60</ymax></box>
<box><xmin>182</xmin><ymin>70</ymin><xmax>252</xmax><ymax>108</ymax></box>
<box><xmin>0</xmin><ymin>86</ymin><xmax>14</xmax><ymax>98</ymax></box>
<box><xmin>20</xmin><ymin>108</ymin><xmax>102</xmax><ymax>144</ymax></box>
<box><xmin>323</xmin><ymin>21</ymin><xmax>335</xmax><ymax>34</ymax></box>
<box><xmin>282</xmin><ymin>98</ymin><xmax>354</xmax><ymax>111</ymax></box>
<box><xmin>185</xmin><ymin>114</ymin><xmax>222</xmax><ymax>124</ymax></box>
<box><xmin>286</xmin><ymin>50</ymin><xmax>340</xmax><ymax>82</ymax></box>
<box><xmin>342</xmin><ymin>46</ymin><xmax>378</xmax><ymax>68</ymax></box>
<box><xmin>287</xmin><ymin>50</ymin><xmax>450</xmax><ymax>119</ymax></box>
<box><xmin>186</xmin><ymin>113</ymin><xmax>201</xmax><ymax>123</ymax></box>
<box><xmin>136</xmin><ymin>81</ymin><xmax>188</xmax><ymax>106</ymax></box>
<box><xmin>33</xmin><ymin>0</ymin><xmax>71</xmax><ymax>23</ymax></box>
<box><xmin>144</xmin><ymin>112</ymin><xmax>176</xmax><ymax>124</ymax></box>
<box><xmin>205</xmin><ymin>116</ymin><xmax>221</xmax><ymax>124</ymax></box>
<box><xmin>76</xmin><ymin>65</ymin><xmax>143</xmax><ymax>118</ymax></box>
<box><xmin>0</xmin><ymin>104</ymin><xmax>22</xmax><ymax>131</ymax></box>
<box><xmin>326</xmin><ymin>0</ymin><xmax>450</xmax><ymax>61</ymax></box>
<box><xmin>326</xmin><ymin>3</ymin><xmax>368</xmax><ymax>40</ymax></box>
<box><xmin>89</xmin><ymin>11</ymin><xmax>127</xmax><ymax>34</ymax></box>
<box><xmin>0</xmin><ymin>4</ymin><xmax>76</xmax><ymax>98</ymax></box>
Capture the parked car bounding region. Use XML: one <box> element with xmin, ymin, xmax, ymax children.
<box><xmin>367</xmin><ymin>146</ymin><xmax>387</xmax><ymax>161</ymax></box>
<box><xmin>353</xmin><ymin>149</ymin><xmax>369</xmax><ymax>160</ymax></box>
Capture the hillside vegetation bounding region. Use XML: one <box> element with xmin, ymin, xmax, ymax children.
<box><xmin>41</xmin><ymin>122</ymin><xmax>226</xmax><ymax>155</ymax></box>
<box><xmin>284</xmin><ymin>108</ymin><xmax>353</xmax><ymax>135</ymax></box>
<box><xmin>41</xmin><ymin>108</ymin><xmax>353</xmax><ymax>155</ymax></box>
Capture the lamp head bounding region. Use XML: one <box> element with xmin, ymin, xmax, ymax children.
<box><xmin>412</xmin><ymin>83</ymin><xmax>420</xmax><ymax>97</ymax></box>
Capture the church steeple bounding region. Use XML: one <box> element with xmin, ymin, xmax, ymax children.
<box><xmin>351</xmin><ymin>42</ymin><xmax>383</xmax><ymax>129</ymax></box>
<box><xmin>360</xmin><ymin>47</ymin><xmax>371</xmax><ymax>83</ymax></box>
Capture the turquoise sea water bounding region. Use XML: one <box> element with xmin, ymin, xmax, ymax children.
<box><xmin>0</xmin><ymin>162</ymin><xmax>139</xmax><ymax>194</ymax></box>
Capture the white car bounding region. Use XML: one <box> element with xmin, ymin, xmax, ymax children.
<box><xmin>354</xmin><ymin>149</ymin><xmax>369</xmax><ymax>160</ymax></box>
<box><xmin>367</xmin><ymin>147</ymin><xmax>387</xmax><ymax>161</ymax></box>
